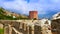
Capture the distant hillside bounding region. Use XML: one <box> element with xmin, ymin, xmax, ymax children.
<box><xmin>0</xmin><ymin>7</ymin><xmax>29</xmax><ymax>20</ymax></box>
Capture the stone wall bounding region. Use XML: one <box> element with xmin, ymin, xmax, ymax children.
<box><xmin>51</xmin><ymin>19</ymin><xmax>60</xmax><ymax>34</ymax></box>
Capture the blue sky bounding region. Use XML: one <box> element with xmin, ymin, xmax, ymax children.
<box><xmin>0</xmin><ymin>0</ymin><xmax>60</xmax><ymax>19</ymax></box>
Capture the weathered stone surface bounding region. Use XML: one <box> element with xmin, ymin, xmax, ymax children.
<box><xmin>0</xmin><ymin>23</ymin><xmax>3</xmax><ymax>29</ymax></box>
<box><xmin>0</xmin><ymin>20</ymin><xmax>51</xmax><ymax>34</ymax></box>
<box><xmin>51</xmin><ymin>19</ymin><xmax>60</xmax><ymax>34</ymax></box>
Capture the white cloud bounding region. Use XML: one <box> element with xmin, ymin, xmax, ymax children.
<box><xmin>0</xmin><ymin>0</ymin><xmax>60</xmax><ymax>15</ymax></box>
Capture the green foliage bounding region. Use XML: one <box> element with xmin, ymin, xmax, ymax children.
<box><xmin>0</xmin><ymin>7</ymin><xmax>29</xmax><ymax>20</ymax></box>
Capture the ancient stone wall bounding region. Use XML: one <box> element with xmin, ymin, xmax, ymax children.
<box><xmin>51</xmin><ymin>19</ymin><xmax>60</xmax><ymax>34</ymax></box>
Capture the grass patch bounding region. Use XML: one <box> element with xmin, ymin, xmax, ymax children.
<box><xmin>0</xmin><ymin>28</ymin><xmax>4</xmax><ymax>34</ymax></box>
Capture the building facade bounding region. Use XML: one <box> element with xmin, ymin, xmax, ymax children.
<box><xmin>29</xmin><ymin>11</ymin><xmax>38</xmax><ymax>19</ymax></box>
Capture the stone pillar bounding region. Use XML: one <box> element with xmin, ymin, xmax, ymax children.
<box><xmin>27</xmin><ymin>26</ymin><xmax>29</xmax><ymax>34</ymax></box>
<box><xmin>8</xmin><ymin>25</ymin><xmax>12</xmax><ymax>34</ymax></box>
<box><xmin>31</xmin><ymin>25</ymin><xmax>34</xmax><ymax>34</ymax></box>
<box><xmin>24</xmin><ymin>24</ymin><xmax>27</xmax><ymax>31</ymax></box>
<box><xmin>19</xmin><ymin>23</ymin><xmax>22</xmax><ymax>29</ymax></box>
<box><xmin>3</xmin><ymin>24</ymin><xmax>9</xmax><ymax>34</ymax></box>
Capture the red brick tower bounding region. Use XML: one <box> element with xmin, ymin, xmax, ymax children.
<box><xmin>29</xmin><ymin>11</ymin><xmax>38</xmax><ymax>19</ymax></box>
